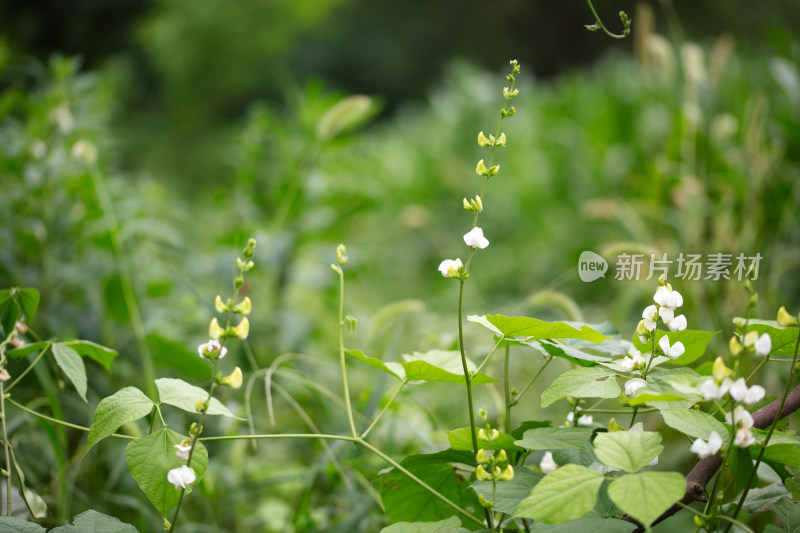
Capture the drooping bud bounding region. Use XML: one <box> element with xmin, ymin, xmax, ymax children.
<box><xmin>336</xmin><ymin>244</ymin><xmax>348</xmax><ymax>265</ymax></box>
<box><xmin>475</xmin><ymin>464</ymin><xmax>491</xmax><ymax>481</ymax></box>
<box><xmin>778</xmin><ymin>306</ymin><xmax>799</xmax><ymax>327</ymax></box>
<box><xmin>215</xmin><ymin>295</ymin><xmax>227</xmax><ymax>313</ymax></box>
<box><xmin>223</xmin><ymin>367</ymin><xmax>243</xmax><ymax>389</ymax></box>
<box><xmin>729</xmin><ymin>335</ymin><xmax>743</xmax><ymax>357</ymax></box>
<box><xmin>712</xmin><ymin>356</ymin><xmax>733</xmax><ymax>382</ymax></box>
<box><xmin>209</xmin><ymin>318</ymin><xmax>224</xmax><ymax>340</ymax></box>
<box><xmin>497</xmin><ymin>465</ymin><xmax>514</xmax><ymax>481</ymax></box>
<box><xmin>234</xmin><ymin>297</ymin><xmax>251</xmax><ymax>315</ymax></box>
<box><xmin>233</xmin><ymin>317</ymin><xmax>250</xmax><ymax>339</ymax></box>
<box><xmin>476</xmin><ymin>449</ymin><xmax>490</xmax><ymax>464</ymax></box>
<box><xmin>495</xmin><ymin>133</ymin><xmax>506</xmax><ymax>146</ymax></box>
<box><xmin>477</xmin><ymin>131</ymin><xmax>492</xmax><ymax>147</ymax></box>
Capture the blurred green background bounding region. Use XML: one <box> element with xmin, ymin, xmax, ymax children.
<box><xmin>0</xmin><ymin>0</ymin><xmax>799</xmax><ymax>531</ymax></box>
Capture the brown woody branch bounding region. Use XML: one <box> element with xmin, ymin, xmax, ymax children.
<box><xmin>628</xmin><ymin>382</ymin><xmax>800</xmax><ymax>532</ymax></box>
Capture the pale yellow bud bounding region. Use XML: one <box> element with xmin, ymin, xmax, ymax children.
<box><xmin>476</xmin><ymin>449</ymin><xmax>490</xmax><ymax>464</ymax></box>
<box><xmin>215</xmin><ymin>295</ymin><xmax>226</xmax><ymax>313</ymax></box>
<box><xmin>778</xmin><ymin>306</ymin><xmax>799</xmax><ymax>327</ymax></box>
<box><xmin>498</xmin><ymin>465</ymin><xmax>514</xmax><ymax>481</ymax></box>
<box><xmin>476</xmin><ymin>159</ymin><xmax>489</xmax><ymax>176</ymax></box>
<box><xmin>474</xmin><ymin>195</ymin><xmax>483</xmax><ymax>212</ymax></box>
<box><xmin>495</xmin><ymin>133</ymin><xmax>506</xmax><ymax>146</ymax></box>
<box><xmin>495</xmin><ymin>449</ymin><xmax>508</xmax><ymax>463</ymax></box>
<box><xmin>463</xmin><ymin>198</ymin><xmax>471</xmax><ymax>210</ymax></box>
<box><xmin>475</xmin><ymin>464</ymin><xmax>491</xmax><ymax>481</ymax></box>
<box><xmin>729</xmin><ymin>335</ymin><xmax>743</xmax><ymax>356</ymax></box>
<box><xmin>225</xmin><ymin>367</ymin><xmax>243</xmax><ymax>389</ymax></box>
<box><xmin>234</xmin><ymin>297</ymin><xmax>251</xmax><ymax>316</ymax></box>
<box><xmin>711</xmin><ymin>356</ymin><xmax>733</xmax><ymax>383</ymax></box>
<box><xmin>477</xmin><ymin>131</ymin><xmax>492</xmax><ymax>147</ymax></box>
<box><xmin>233</xmin><ymin>317</ymin><xmax>250</xmax><ymax>339</ymax></box>
<box><xmin>208</xmin><ymin>318</ymin><xmax>224</xmax><ymax>340</ymax></box>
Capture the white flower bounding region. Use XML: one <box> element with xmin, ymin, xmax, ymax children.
<box><xmin>71</xmin><ymin>139</ymin><xmax>98</xmax><ymax>165</ymax></box>
<box><xmin>726</xmin><ymin>405</ymin><xmax>754</xmax><ymax>429</ymax></box>
<box><xmin>437</xmin><ymin>258</ymin><xmax>463</xmax><ymax>278</ymax></box>
<box><xmin>577</xmin><ymin>414</ymin><xmax>593</xmax><ymax>426</ymax></box>
<box><xmin>198</xmin><ymin>339</ymin><xmax>227</xmax><ymax>359</ymax></box>
<box><xmin>174</xmin><ymin>441</ymin><xmax>192</xmax><ymax>460</ymax></box>
<box><xmin>167</xmin><ymin>465</ymin><xmax>196</xmax><ymax>490</ymax></box>
<box><xmin>642</xmin><ymin>305</ymin><xmax>658</xmax><ymax>331</ymax></box>
<box><xmin>690</xmin><ymin>431</ymin><xmax>723</xmax><ymax>458</ymax></box>
<box><xmin>658</xmin><ymin>306</ymin><xmax>675</xmax><ymax>324</ymax></box>
<box><xmin>566</xmin><ymin>412</ymin><xmax>574</xmax><ymax>424</ymax></box>
<box><xmin>729</xmin><ymin>378</ymin><xmax>765</xmax><ymax>406</ymax></box>
<box><xmin>734</xmin><ymin>427</ymin><xmax>756</xmax><ymax>448</ymax></box>
<box><xmin>658</xmin><ymin>335</ymin><xmax>685</xmax><ymax>359</ymax></box>
<box><xmin>754</xmin><ymin>333</ymin><xmax>772</xmax><ymax>356</ymax></box>
<box><xmin>540</xmin><ymin>451</ymin><xmax>557</xmax><ymax>473</ymax></box>
<box><xmin>625</xmin><ymin>378</ymin><xmax>647</xmax><ymax>397</ymax></box>
<box><xmin>620</xmin><ymin>349</ymin><xmax>644</xmax><ymax>372</ymax></box>
<box><xmin>669</xmin><ymin>315</ymin><xmax>687</xmax><ymax>331</ymax></box>
<box><xmin>700</xmin><ymin>378</ymin><xmax>732</xmax><ymax>400</ymax></box>
<box><xmin>654</xmin><ymin>285</ymin><xmax>683</xmax><ymax>309</ymax></box>
<box><xmin>463</xmin><ymin>227</ymin><xmax>490</xmax><ymax>249</ymax></box>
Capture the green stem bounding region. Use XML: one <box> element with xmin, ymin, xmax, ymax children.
<box><xmin>5</xmin><ymin>342</ymin><xmax>52</xmax><ymax>393</ymax></box>
<box><xmin>337</xmin><ymin>266</ymin><xmax>358</xmax><ymax>439</ymax></box>
<box><xmin>6</xmin><ymin>397</ymin><xmax>135</xmax><ymax>438</ymax></box>
<box><xmin>1</xmin><ymin>382</ymin><xmax>10</xmax><ymax>516</ymax></box>
<box><xmin>725</xmin><ymin>327</ymin><xmax>800</xmax><ymax>530</ymax></box>
<box><xmin>361</xmin><ymin>380</ymin><xmax>408</xmax><ymax>439</ymax></box>
<box><xmin>473</xmin><ymin>337</ymin><xmax>506</xmax><ymax>377</ymax></box>
<box><xmin>504</xmin><ymin>342</ymin><xmax>511</xmax><ymax>434</ymax></box>
<box><xmin>512</xmin><ymin>355</ymin><xmax>554</xmax><ymax>405</ymax></box>
<box><xmin>629</xmin><ymin>406</ymin><xmax>640</xmax><ymax>429</ymax></box>
<box><xmin>584</xmin><ymin>0</ymin><xmax>631</xmax><ymax>39</ymax></box>
<box><xmin>457</xmin><ymin>280</ymin><xmax>479</xmax><ymax>455</ymax></box>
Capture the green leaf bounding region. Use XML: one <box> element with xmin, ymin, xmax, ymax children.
<box><xmin>49</xmin><ymin>510</ymin><xmax>140</xmax><ymax>532</ymax></box>
<box><xmin>607</xmin><ymin>472</ymin><xmax>685</xmax><ymax>527</ymax></box>
<box><xmin>593</xmin><ymin>431</ymin><xmax>663</xmax><ymax>472</ymax></box>
<box><xmin>775</xmin><ymin>498</ymin><xmax>800</xmax><ymax>533</ymax></box>
<box><xmin>9</xmin><ymin>448</ymin><xmax>47</xmax><ymax>518</ymax></box>
<box><xmin>6</xmin><ymin>341</ymin><xmax>50</xmax><ymax>359</ymax></box>
<box><xmin>515</xmin><ymin>427</ymin><xmax>593</xmax><ymax>451</ymax></box>
<box><xmin>742</xmin><ymin>482</ymin><xmax>791</xmax><ymax>513</ymax></box>
<box><xmin>0</xmin><ymin>517</ymin><xmax>46</xmax><ymax>533</ymax></box>
<box><xmin>126</xmin><ymin>428</ymin><xmax>208</xmax><ymax>517</ymax></box>
<box><xmin>529</xmin><ymin>339</ymin><xmax>612</xmax><ymax>364</ymax></box>
<box><xmin>400</xmin><ymin>351</ymin><xmax>495</xmax><ymax>385</ymax></box>
<box><xmin>380</xmin><ymin>516</ymin><xmax>469</xmax><ymax>533</ymax></box>
<box><xmin>148</xmin><ymin>334</ymin><xmax>212</xmax><ymax>380</ymax></box>
<box><xmin>16</xmin><ymin>288</ymin><xmax>40</xmax><ymax>324</ymax></box>
<box><xmin>378</xmin><ymin>451</ymin><xmax>482</xmax><ymax>529</ymax></box>
<box><xmin>155</xmin><ymin>378</ymin><xmax>240</xmax><ymax>418</ymax></box>
<box><xmin>729</xmin><ymin>446</ymin><xmax>755</xmax><ymax>491</ymax></box>
<box><xmin>752</xmin><ymin>429</ymin><xmax>800</xmax><ymax>447</ymax></box>
<box><xmin>530</xmin><ymin>516</ymin><xmax>636</xmax><ymax>532</ymax></box>
<box><xmin>483</xmin><ymin>315</ymin><xmax>609</xmax><ymax>342</ymax></box>
<box><xmin>472</xmin><ymin>466</ymin><xmax>543</xmax><ymax>514</ymax></box>
<box><xmin>643</xmin><ymin>369</ymin><xmax>703</xmax><ymax>410</ymax></box>
<box><xmin>87</xmin><ymin>387</ymin><xmax>155</xmax><ymax>453</ymax></box>
<box><xmin>660</xmin><ymin>409</ymin><xmax>729</xmax><ymax>441</ymax></box>
<box><xmin>632</xmin><ymin>330</ymin><xmax>717</xmax><ymax>365</ymax></box>
<box><xmin>541</xmin><ymin>367</ymin><xmax>620</xmax><ymax>407</ymax></box>
<box><xmin>62</xmin><ymin>340</ymin><xmax>118</xmax><ymax>371</ymax></box>
<box><xmin>762</xmin><ymin>445</ymin><xmax>800</xmax><ymax>469</ymax></box>
<box><xmin>447</xmin><ymin>427</ymin><xmax>522</xmax><ymax>452</ymax></box>
<box><xmin>733</xmin><ymin>320</ymin><xmax>799</xmax><ymax>356</ymax></box>
<box><xmin>346</xmin><ymin>349</ymin><xmax>406</xmax><ymax>380</ymax></box>
<box><xmin>52</xmin><ymin>342</ymin><xmax>88</xmax><ymax>402</ymax></box>
<box><xmin>515</xmin><ymin>464</ymin><xmax>604</xmax><ymax>523</ymax></box>
<box><xmin>316</xmin><ymin>95</ymin><xmax>375</xmax><ymax>141</ymax></box>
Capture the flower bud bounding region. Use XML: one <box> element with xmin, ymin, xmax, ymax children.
<box><xmin>497</xmin><ymin>465</ymin><xmax>514</xmax><ymax>481</ymax></box>
<box><xmin>732</xmin><ymin>317</ymin><xmax>747</xmax><ymax>330</ymax></box>
<box><xmin>215</xmin><ymin>295</ymin><xmax>227</xmax><ymax>313</ymax></box>
<box><xmin>474</xmin><ymin>195</ymin><xmax>483</xmax><ymax>212</ymax></box>
<box><xmin>196</xmin><ymin>398</ymin><xmax>208</xmax><ymax>412</ymax></box>
<box><xmin>778</xmin><ymin>306</ymin><xmax>799</xmax><ymax>327</ymax></box>
<box><xmin>711</xmin><ymin>356</ymin><xmax>733</xmax><ymax>382</ymax></box>
<box><xmin>233</xmin><ymin>317</ymin><xmax>250</xmax><ymax>339</ymax></box>
<box><xmin>208</xmin><ymin>318</ymin><xmax>224</xmax><ymax>340</ymax></box>
<box><xmin>223</xmin><ymin>367</ymin><xmax>243</xmax><ymax>389</ymax></box>
<box><xmin>729</xmin><ymin>335</ymin><xmax>743</xmax><ymax>357</ymax></box>
<box><xmin>0</xmin><ymin>369</ymin><xmax>10</xmax><ymax>382</ymax></box>
<box><xmin>71</xmin><ymin>139</ymin><xmax>97</xmax><ymax>165</ymax></box>
<box><xmin>477</xmin><ymin>131</ymin><xmax>492</xmax><ymax>147</ymax></box>
<box><xmin>234</xmin><ymin>276</ymin><xmax>244</xmax><ymax>289</ymax></box>
<box><xmin>495</xmin><ymin>449</ymin><xmax>508</xmax><ymax>463</ymax></box>
<box><xmin>463</xmin><ymin>198</ymin><xmax>471</xmax><ymax>210</ymax></box>
<box><xmin>478</xmin><ymin>408</ymin><xmax>487</xmax><ymax>421</ymax></box>
<box><xmin>476</xmin><ymin>159</ymin><xmax>489</xmax><ymax>176</ymax></box>
<box><xmin>475</xmin><ymin>464</ymin><xmax>491</xmax><ymax>481</ymax></box>
<box><xmin>476</xmin><ymin>449</ymin><xmax>490</xmax><ymax>464</ymax></box>
<box><xmin>236</xmin><ymin>257</ymin><xmax>255</xmax><ymax>272</ymax></box>
<box><xmin>336</xmin><ymin>244</ymin><xmax>348</xmax><ymax>265</ymax></box>
<box><xmin>478</xmin><ymin>493</ymin><xmax>493</xmax><ymax>509</ymax></box>
<box><xmin>749</xmin><ymin>293</ymin><xmax>758</xmax><ymax>308</ymax></box>
<box><xmin>495</xmin><ymin>133</ymin><xmax>506</xmax><ymax>146</ymax></box>
<box><xmin>234</xmin><ymin>297</ymin><xmax>251</xmax><ymax>315</ymax></box>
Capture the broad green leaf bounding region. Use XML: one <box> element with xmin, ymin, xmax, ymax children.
<box><xmin>447</xmin><ymin>427</ymin><xmax>522</xmax><ymax>452</ymax></box>
<box><xmin>644</xmin><ymin>368</ymin><xmax>703</xmax><ymax>410</ymax></box>
<box><xmin>552</xmin><ymin>448</ymin><xmax>596</xmax><ymax>468</ymax></box>
<box><xmin>660</xmin><ymin>409</ymin><xmax>729</xmax><ymax>441</ymax></box>
<box><xmin>729</xmin><ymin>446</ymin><xmax>755</xmax><ymax>492</ymax></box>
<box><xmin>484</xmin><ymin>315</ymin><xmax>609</xmax><ymax>343</ymax></box>
<box><xmin>595</xmin><ymin>478</ymin><xmax>625</xmax><ymax>516</ymax></box>
<box><xmin>734</xmin><ymin>320</ymin><xmax>799</xmax><ymax>356</ymax></box>
<box><xmin>632</xmin><ymin>330</ymin><xmax>717</xmax><ymax>365</ymax></box>
<box><xmin>6</xmin><ymin>341</ymin><xmax>50</xmax><ymax>359</ymax></box>
<box><xmin>472</xmin><ymin>466</ymin><xmax>543</xmax><ymax>514</ymax></box>
<box><xmin>155</xmin><ymin>378</ymin><xmax>240</xmax><ymax>418</ymax></box>
<box><xmin>530</xmin><ymin>339</ymin><xmax>612</xmax><ymax>364</ymax></box>
<box><xmin>9</xmin><ymin>448</ymin><xmax>47</xmax><ymax>518</ymax></box>
<box><xmin>61</xmin><ymin>340</ymin><xmax>118</xmax><ymax>371</ymax></box>
<box><xmin>515</xmin><ymin>464</ymin><xmax>604</xmax><ymax>523</ymax></box>
<box><xmin>16</xmin><ymin>288</ymin><xmax>40</xmax><ymax>324</ymax></box>
<box><xmin>608</xmin><ymin>472</ymin><xmax>685</xmax><ymax>527</ymax></box>
<box><xmin>593</xmin><ymin>431</ymin><xmax>663</xmax><ymax>472</ymax></box>
<box><xmin>775</xmin><ymin>498</ymin><xmax>800</xmax><ymax>533</ymax></box>
<box><xmin>346</xmin><ymin>349</ymin><xmax>406</xmax><ymax>380</ymax></box>
<box><xmin>379</xmin><ymin>451</ymin><xmax>482</xmax><ymax>529</ymax></box>
<box><xmin>510</xmin><ymin>420</ymin><xmax>551</xmax><ymax>440</ymax></box>
<box><xmin>762</xmin><ymin>444</ymin><xmax>800</xmax><ymax>468</ymax></box>
<box><xmin>541</xmin><ymin>367</ymin><xmax>620</xmax><ymax>407</ymax></box>
<box><xmin>624</xmin><ymin>375</ymin><xmax>690</xmax><ymax>406</ymax></box>
<box><xmin>515</xmin><ymin>427</ymin><xmax>593</xmax><ymax>451</ymax></box>
<box><xmin>401</xmin><ymin>351</ymin><xmax>495</xmax><ymax>385</ymax></box>
<box><xmin>530</xmin><ymin>516</ymin><xmax>636</xmax><ymax>532</ymax></box>
<box><xmin>742</xmin><ymin>482</ymin><xmax>791</xmax><ymax>513</ymax></box>
<box><xmin>316</xmin><ymin>95</ymin><xmax>375</xmax><ymax>141</ymax></box>
<box><xmin>49</xmin><ymin>510</ymin><xmax>140</xmax><ymax>532</ymax></box>
<box><xmin>126</xmin><ymin>428</ymin><xmax>208</xmax><ymax>517</ymax></box>
<box><xmin>380</xmin><ymin>516</ymin><xmax>468</xmax><ymax>533</ymax></box>
<box><xmin>467</xmin><ymin>315</ymin><xmax>503</xmax><ymax>336</ymax></box>
<box><xmin>148</xmin><ymin>334</ymin><xmax>212</xmax><ymax>380</ymax></box>
<box><xmin>52</xmin><ymin>342</ymin><xmax>87</xmax><ymax>402</ymax></box>
<box><xmin>752</xmin><ymin>429</ymin><xmax>800</xmax><ymax>447</ymax></box>
<box><xmin>0</xmin><ymin>517</ymin><xmax>46</xmax><ymax>533</ymax></box>
<box><xmin>87</xmin><ymin>387</ymin><xmax>155</xmax><ymax>453</ymax></box>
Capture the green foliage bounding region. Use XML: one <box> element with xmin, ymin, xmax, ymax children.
<box><xmin>593</xmin><ymin>431</ymin><xmax>663</xmax><ymax>472</ymax></box>
<box><xmin>515</xmin><ymin>464</ymin><xmax>604</xmax><ymax>523</ymax></box>
<box><xmin>87</xmin><ymin>387</ymin><xmax>155</xmax><ymax>453</ymax></box>
<box><xmin>155</xmin><ymin>378</ymin><xmax>239</xmax><ymax>418</ymax></box>
<box><xmin>541</xmin><ymin>366</ymin><xmax>620</xmax><ymax>407</ymax></box>
<box><xmin>380</xmin><ymin>516</ymin><xmax>469</xmax><ymax>533</ymax></box>
<box><xmin>515</xmin><ymin>427</ymin><xmax>593</xmax><ymax>451</ymax></box>
<box><xmin>471</xmin><ymin>466</ymin><xmax>542</xmax><ymax>515</ymax></box>
<box><xmin>606</xmin><ymin>472</ymin><xmax>685</xmax><ymax>527</ymax></box>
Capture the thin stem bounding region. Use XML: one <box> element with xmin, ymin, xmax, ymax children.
<box><xmin>337</xmin><ymin>267</ymin><xmax>358</xmax><ymax>439</ymax></box>
<box><xmin>7</xmin><ymin>398</ymin><xmax>135</xmax><ymax>438</ymax></box>
<box><xmin>1</xmin><ymin>382</ymin><xmax>11</xmax><ymax>515</ymax></box>
<box><xmin>584</xmin><ymin>0</ymin><xmax>631</xmax><ymax>39</ymax></box>
<box><xmin>504</xmin><ymin>342</ymin><xmax>511</xmax><ymax>434</ymax></box>
<box><xmin>513</xmin><ymin>355</ymin><xmax>554</xmax><ymax>405</ymax></box>
<box><xmin>583</xmin><ymin>408</ymin><xmax>657</xmax><ymax>414</ymax></box>
<box><xmin>361</xmin><ymin>380</ymin><xmax>408</xmax><ymax>439</ymax></box>
<box><xmin>6</xmin><ymin>343</ymin><xmax>52</xmax><ymax>393</ymax></box>
<box><xmin>457</xmin><ymin>280</ymin><xmax>479</xmax><ymax>455</ymax></box>
<box><xmin>725</xmin><ymin>327</ymin><xmax>800</xmax><ymax>530</ymax></box>
<box><xmin>473</xmin><ymin>337</ymin><xmax>506</xmax><ymax>377</ymax></box>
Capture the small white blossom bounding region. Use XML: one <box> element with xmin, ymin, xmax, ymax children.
<box><xmin>729</xmin><ymin>378</ymin><xmax>765</xmax><ymax>406</ymax></box>
<box><xmin>754</xmin><ymin>333</ymin><xmax>772</xmax><ymax>356</ymax></box>
<box><xmin>198</xmin><ymin>339</ymin><xmax>227</xmax><ymax>359</ymax></box>
<box><xmin>642</xmin><ymin>305</ymin><xmax>658</xmax><ymax>331</ymax></box>
<box><xmin>540</xmin><ymin>451</ymin><xmax>557</xmax><ymax>473</ymax></box>
<box><xmin>620</xmin><ymin>349</ymin><xmax>644</xmax><ymax>372</ymax></box>
<box><xmin>700</xmin><ymin>378</ymin><xmax>732</xmax><ymax>400</ymax></box>
<box><xmin>174</xmin><ymin>441</ymin><xmax>192</xmax><ymax>460</ymax></box>
<box><xmin>577</xmin><ymin>414</ymin><xmax>593</xmax><ymax>426</ymax></box>
<box><xmin>438</xmin><ymin>258</ymin><xmax>463</xmax><ymax>278</ymax></box>
<box><xmin>71</xmin><ymin>139</ymin><xmax>98</xmax><ymax>165</ymax></box>
<box><xmin>654</xmin><ymin>286</ymin><xmax>683</xmax><ymax>309</ymax></box>
<box><xmin>167</xmin><ymin>465</ymin><xmax>196</xmax><ymax>490</ymax></box>
<box><xmin>659</xmin><ymin>306</ymin><xmax>675</xmax><ymax>324</ymax></box>
<box><xmin>690</xmin><ymin>431</ymin><xmax>723</xmax><ymax>458</ymax></box>
<box><xmin>658</xmin><ymin>335</ymin><xmax>685</xmax><ymax>359</ymax></box>
<box><xmin>734</xmin><ymin>427</ymin><xmax>756</xmax><ymax>448</ymax></box>
<box><xmin>625</xmin><ymin>378</ymin><xmax>647</xmax><ymax>397</ymax></box>
<box><xmin>463</xmin><ymin>227</ymin><xmax>490</xmax><ymax>249</ymax></box>
<box><xmin>668</xmin><ymin>315</ymin><xmax>687</xmax><ymax>331</ymax></box>
<box><xmin>726</xmin><ymin>405</ymin><xmax>754</xmax><ymax>429</ymax></box>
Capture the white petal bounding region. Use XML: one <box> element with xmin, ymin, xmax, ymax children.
<box><xmin>690</xmin><ymin>438</ymin><xmax>710</xmax><ymax>458</ymax></box>
<box><xmin>577</xmin><ymin>415</ymin><xmax>593</xmax><ymax>426</ymax></box>
<box><xmin>707</xmin><ymin>431</ymin><xmax>723</xmax><ymax>454</ymax></box>
<box><xmin>744</xmin><ymin>385</ymin><xmax>765</xmax><ymax>405</ymax></box>
<box><xmin>540</xmin><ymin>451</ymin><xmax>557</xmax><ymax>473</ymax></box>
<box><xmin>700</xmin><ymin>379</ymin><xmax>719</xmax><ymax>399</ymax></box>
<box><xmin>755</xmin><ymin>333</ymin><xmax>772</xmax><ymax>356</ymax></box>
<box><xmin>658</xmin><ymin>307</ymin><xmax>674</xmax><ymax>324</ymax></box>
<box><xmin>729</xmin><ymin>378</ymin><xmax>748</xmax><ymax>403</ymax></box>
<box><xmin>653</xmin><ymin>286</ymin><xmax>670</xmax><ymax>306</ymax></box>
<box><xmin>669</xmin><ymin>315</ymin><xmax>687</xmax><ymax>331</ymax></box>
<box><xmin>463</xmin><ymin>227</ymin><xmax>490</xmax><ymax>249</ymax></box>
